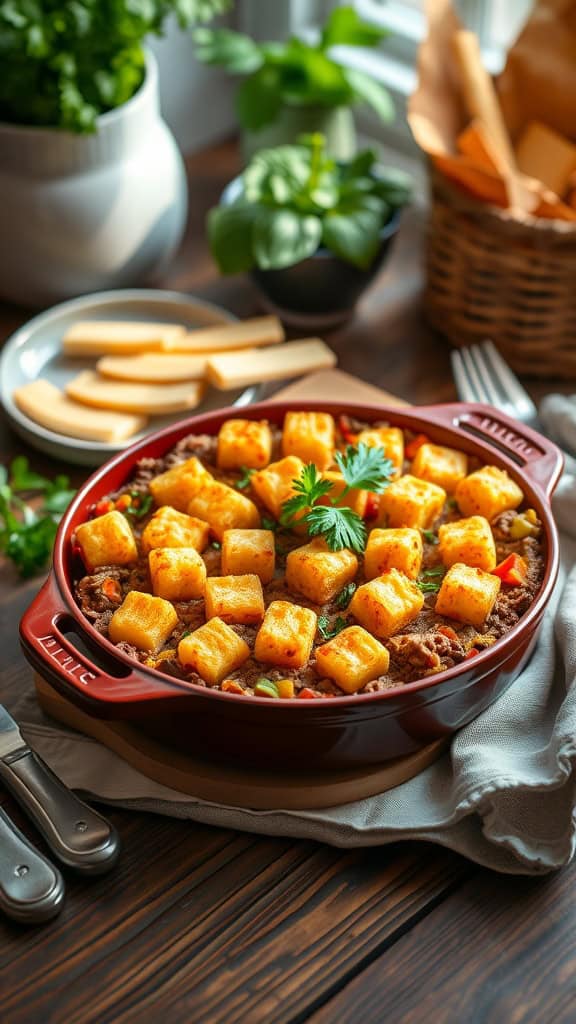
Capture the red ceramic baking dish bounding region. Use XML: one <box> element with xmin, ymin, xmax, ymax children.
<box><xmin>20</xmin><ymin>400</ymin><xmax>563</xmax><ymax>769</ymax></box>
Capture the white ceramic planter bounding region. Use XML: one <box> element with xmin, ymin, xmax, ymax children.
<box><xmin>0</xmin><ymin>52</ymin><xmax>187</xmax><ymax>307</ymax></box>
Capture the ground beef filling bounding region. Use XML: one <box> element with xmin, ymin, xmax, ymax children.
<box><xmin>74</xmin><ymin>427</ymin><xmax>546</xmax><ymax>698</ymax></box>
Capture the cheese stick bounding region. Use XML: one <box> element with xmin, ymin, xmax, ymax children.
<box><xmin>164</xmin><ymin>316</ymin><xmax>285</xmax><ymax>353</ymax></box>
<box><xmin>63</xmin><ymin>320</ymin><xmax>186</xmax><ymax>356</ymax></box>
<box><xmin>206</xmin><ymin>339</ymin><xmax>337</xmax><ymax>390</ymax></box>
<box><xmin>66</xmin><ymin>371</ymin><xmax>205</xmax><ymax>415</ymax></box>
<box><xmin>13</xmin><ymin>380</ymin><xmax>147</xmax><ymax>442</ymax></box>
<box><xmin>97</xmin><ymin>353</ymin><xmax>209</xmax><ymax>383</ymax></box>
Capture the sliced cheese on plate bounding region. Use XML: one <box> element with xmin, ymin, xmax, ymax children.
<box><xmin>63</xmin><ymin>320</ymin><xmax>186</xmax><ymax>356</ymax></box>
<box><xmin>65</xmin><ymin>371</ymin><xmax>204</xmax><ymax>414</ymax></box>
<box><xmin>97</xmin><ymin>353</ymin><xmax>209</xmax><ymax>383</ymax></box>
<box><xmin>207</xmin><ymin>338</ymin><xmax>337</xmax><ymax>390</ymax></box>
<box><xmin>164</xmin><ymin>316</ymin><xmax>284</xmax><ymax>353</ymax></box>
<box><xmin>13</xmin><ymin>380</ymin><xmax>147</xmax><ymax>442</ymax></box>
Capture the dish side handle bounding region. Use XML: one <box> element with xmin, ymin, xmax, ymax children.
<box><xmin>418</xmin><ymin>403</ymin><xmax>564</xmax><ymax>499</ymax></box>
<box><xmin>20</xmin><ymin>577</ymin><xmax>184</xmax><ymax>711</ymax></box>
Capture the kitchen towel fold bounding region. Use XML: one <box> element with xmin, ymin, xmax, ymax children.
<box><xmin>13</xmin><ymin>389</ymin><xmax>576</xmax><ymax>877</ymax></box>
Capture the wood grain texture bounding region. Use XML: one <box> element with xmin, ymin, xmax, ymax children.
<box><xmin>0</xmin><ymin>138</ymin><xmax>573</xmax><ymax>1024</ymax></box>
<box><xmin>309</xmin><ymin>865</ymin><xmax>576</xmax><ymax>1024</ymax></box>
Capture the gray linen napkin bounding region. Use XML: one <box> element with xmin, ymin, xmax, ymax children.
<box><xmin>14</xmin><ymin>402</ymin><xmax>576</xmax><ymax>876</ymax></box>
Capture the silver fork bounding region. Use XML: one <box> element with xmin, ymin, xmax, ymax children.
<box><xmin>451</xmin><ymin>340</ymin><xmax>540</xmax><ymax>429</ymax></box>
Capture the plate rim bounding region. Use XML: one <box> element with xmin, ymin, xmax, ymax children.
<box><xmin>0</xmin><ymin>288</ymin><xmax>244</xmax><ymax>456</ymax></box>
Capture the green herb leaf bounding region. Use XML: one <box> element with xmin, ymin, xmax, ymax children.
<box><xmin>421</xmin><ymin>529</ymin><xmax>438</xmax><ymax>545</ymax></box>
<box><xmin>9</xmin><ymin>456</ymin><xmax>51</xmax><ymax>492</ymax></box>
<box><xmin>334</xmin><ymin>582</ymin><xmax>357</xmax><ymax>609</ymax></box>
<box><xmin>0</xmin><ymin>461</ymin><xmax>75</xmax><ymax>577</ymax></box>
<box><xmin>280</xmin><ymin>464</ymin><xmax>333</xmax><ymax>525</ymax></box>
<box><xmin>343</xmin><ymin>66</ymin><xmax>395</xmax><ymax>124</ymax></box>
<box><xmin>417</xmin><ymin>566</ymin><xmax>446</xmax><ymax>594</ymax></box>
<box><xmin>253</xmin><ymin>207</ymin><xmax>322</xmax><ymax>270</ymax></box>
<box><xmin>193</xmin><ymin>27</ymin><xmax>263</xmax><ymax>74</ymax></box>
<box><xmin>322</xmin><ymin>196</ymin><xmax>387</xmax><ymax>270</ymax></box>
<box><xmin>317</xmin><ymin>615</ymin><xmax>348</xmax><ymax>641</ymax></box>
<box><xmin>126</xmin><ymin>492</ymin><xmax>154</xmax><ymax>519</ymax></box>
<box><xmin>207</xmin><ymin>201</ymin><xmax>258</xmax><ymax>274</ymax></box>
<box><xmin>235</xmin><ymin>466</ymin><xmax>255</xmax><ymax>490</ymax></box>
<box><xmin>211</xmin><ymin>540</ymin><xmax>221</xmax><ymax>550</ymax></box>
<box><xmin>305</xmin><ymin>504</ymin><xmax>366</xmax><ymax>554</ymax></box>
<box><xmin>321</xmin><ymin>5</ymin><xmax>388</xmax><ymax>49</ymax></box>
<box><xmin>262</xmin><ymin>516</ymin><xmax>280</xmax><ymax>533</ymax></box>
<box><xmin>335</xmin><ymin>442</ymin><xmax>395</xmax><ymax>494</ymax></box>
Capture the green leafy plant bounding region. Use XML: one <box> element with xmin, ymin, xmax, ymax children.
<box><xmin>317</xmin><ymin>615</ymin><xmax>349</xmax><ymax>641</ymax></box>
<box><xmin>208</xmin><ymin>133</ymin><xmax>411</xmax><ymax>273</ymax></box>
<box><xmin>0</xmin><ymin>0</ymin><xmax>230</xmax><ymax>133</ymax></box>
<box><xmin>0</xmin><ymin>458</ymin><xmax>75</xmax><ymax>577</ymax></box>
<box><xmin>280</xmin><ymin>442</ymin><xmax>395</xmax><ymax>554</ymax></box>
<box><xmin>194</xmin><ymin>5</ymin><xmax>393</xmax><ymax>132</ymax></box>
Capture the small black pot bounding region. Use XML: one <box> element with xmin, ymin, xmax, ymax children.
<box><xmin>251</xmin><ymin>210</ymin><xmax>401</xmax><ymax>329</ymax></box>
<box><xmin>219</xmin><ymin>176</ymin><xmax>402</xmax><ymax>329</ymax></box>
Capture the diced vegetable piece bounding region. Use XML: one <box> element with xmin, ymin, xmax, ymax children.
<box><xmin>411</xmin><ymin>443</ymin><xmax>468</xmax><ymax>493</ymax></box>
<box><xmin>349</xmin><ymin>569</ymin><xmax>424</xmax><ymax>638</ymax></box>
<box><xmin>298</xmin><ymin>687</ymin><xmax>318</xmax><ymax>699</ymax></box>
<box><xmin>217</xmin><ymin>418</ymin><xmax>272</xmax><ymax>470</ymax></box>
<box><xmin>364</xmin><ymin>493</ymin><xmax>380</xmax><ymax>519</ymax></box>
<box><xmin>251</xmin><ymin>455</ymin><xmax>306</xmax><ymax>521</ymax></box>
<box><xmin>321</xmin><ymin>471</ymin><xmax>367</xmax><ymax>517</ymax></box>
<box><xmin>364</xmin><ymin>527</ymin><xmax>423</xmax><ymax>580</ymax></box>
<box><xmin>286</xmin><ymin>538</ymin><xmax>358</xmax><ymax>604</ymax></box>
<box><xmin>276</xmin><ymin>679</ymin><xmax>295</xmax><ymax>698</ymax></box>
<box><xmin>315</xmin><ymin>625</ymin><xmax>390</xmax><ymax>694</ymax></box>
<box><xmin>220</xmin><ymin>528</ymin><xmax>275</xmax><ymax>584</ymax></box>
<box><xmin>356</xmin><ymin>426</ymin><xmax>404</xmax><ymax>477</ymax></box>
<box><xmin>204</xmin><ymin>574</ymin><xmax>265</xmax><ymax>625</ymax></box>
<box><xmin>509</xmin><ymin>511</ymin><xmax>540</xmax><ymax>539</ymax></box>
<box><xmin>405</xmin><ymin>433</ymin><xmax>429</xmax><ymax>459</ymax></box>
<box><xmin>109</xmin><ymin>591</ymin><xmax>178</xmax><ymax>653</ymax></box>
<box><xmin>221</xmin><ymin>679</ymin><xmax>245</xmax><ymax>694</ymax></box>
<box><xmin>254</xmin><ymin>600</ymin><xmax>317</xmax><ymax>668</ymax></box>
<box><xmin>455</xmin><ymin>466</ymin><xmax>523</xmax><ymax>521</ymax></box>
<box><xmin>378</xmin><ymin>474</ymin><xmax>446</xmax><ymax>529</ymax></box>
<box><xmin>149</xmin><ymin>547</ymin><xmax>207</xmax><ymax>601</ymax></box>
<box><xmin>438</xmin><ymin>515</ymin><xmax>496</xmax><ymax>571</ymax></box>
<box><xmin>149</xmin><ymin>457</ymin><xmax>212</xmax><ymax>512</ymax></box>
<box><xmin>254</xmin><ymin>678</ymin><xmax>279</xmax><ymax>698</ymax></box>
<box><xmin>141</xmin><ymin>506</ymin><xmax>210</xmax><ymax>554</ymax></box>
<box><xmin>187</xmin><ymin>481</ymin><xmax>260</xmax><ymax>540</ymax></box>
<box><xmin>76</xmin><ymin>510</ymin><xmax>137</xmax><ymax>572</ymax></box>
<box><xmin>435</xmin><ymin>563</ymin><xmax>501</xmax><ymax>629</ymax></box>
<box><xmin>491</xmin><ymin>553</ymin><xmax>528</xmax><ymax>585</ymax></box>
<box><xmin>178</xmin><ymin>618</ymin><xmax>250</xmax><ymax>685</ymax></box>
<box><xmin>282</xmin><ymin>411</ymin><xmax>335</xmax><ymax>470</ymax></box>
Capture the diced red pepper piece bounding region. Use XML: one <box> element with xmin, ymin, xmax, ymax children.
<box><xmin>364</xmin><ymin>493</ymin><xmax>380</xmax><ymax>520</ymax></box>
<box><xmin>491</xmin><ymin>553</ymin><xmax>528</xmax><ymax>586</ymax></box>
<box><xmin>94</xmin><ymin>499</ymin><xmax>114</xmax><ymax>517</ymax></box>
<box><xmin>222</xmin><ymin>679</ymin><xmax>245</xmax><ymax>695</ymax></box>
<box><xmin>297</xmin><ymin>687</ymin><xmax>318</xmax><ymax>699</ymax></box>
<box><xmin>464</xmin><ymin>647</ymin><xmax>480</xmax><ymax>660</ymax></box>
<box><xmin>437</xmin><ymin>625</ymin><xmax>459</xmax><ymax>642</ymax></box>
<box><xmin>115</xmin><ymin>494</ymin><xmax>132</xmax><ymax>512</ymax></box>
<box><xmin>338</xmin><ymin>415</ymin><xmax>358</xmax><ymax>445</ymax></box>
<box><xmin>405</xmin><ymin>433</ymin><xmax>430</xmax><ymax>459</ymax></box>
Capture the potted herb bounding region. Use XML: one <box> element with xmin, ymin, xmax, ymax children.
<box><xmin>194</xmin><ymin>5</ymin><xmax>393</xmax><ymax>160</ymax></box>
<box><xmin>0</xmin><ymin>0</ymin><xmax>229</xmax><ymax>307</ymax></box>
<box><xmin>207</xmin><ymin>133</ymin><xmax>411</xmax><ymax>327</ymax></box>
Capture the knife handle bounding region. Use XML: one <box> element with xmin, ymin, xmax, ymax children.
<box><xmin>0</xmin><ymin>749</ymin><xmax>120</xmax><ymax>875</ymax></box>
<box><xmin>0</xmin><ymin>806</ymin><xmax>65</xmax><ymax>924</ymax></box>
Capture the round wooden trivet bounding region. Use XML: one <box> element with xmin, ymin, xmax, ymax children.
<box><xmin>34</xmin><ymin>675</ymin><xmax>448</xmax><ymax>811</ymax></box>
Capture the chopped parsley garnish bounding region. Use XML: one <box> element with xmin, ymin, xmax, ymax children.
<box><xmin>125</xmin><ymin>491</ymin><xmax>154</xmax><ymax>518</ymax></box>
<box><xmin>421</xmin><ymin>529</ymin><xmax>438</xmax><ymax>545</ymax></box>
<box><xmin>334</xmin><ymin>582</ymin><xmax>357</xmax><ymax>609</ymax></box>
<box><xmin>417</xmin><ymin>565</ymin><xmax>445</xmax><ymax>594</ymax></box>
<box><xmin>211</xmin><ymin>540</ymin><xmax>221</xmax><ymax>550</ymax></box>
<box><xmin>317</xmin><ymin>615</ymin><xmax>348</xmax><ymax>641</ymax></box>
<box><xmin>235</xmin><ymin>466</ymin><xmax>255</xmax><ymax>490</ymax></box>
<box><xmin>279</xmin><ymin>444</ymin><xmax>395</xmax><ymax>554</ymax></box>
<box><xmin>262</xmin><ymin>516</ymin><xmax>280</xmax><ymax>532</ymax></box>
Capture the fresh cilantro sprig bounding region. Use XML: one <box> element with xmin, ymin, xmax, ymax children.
<box><xmin>417</xmin><ymin>565</ymin><xmax>446</xmax><ymax>594</ymax></box>
<box><xmin>279</xmin><ymin>444</ymin><xmax>394</xmax><ymax>554</ymax></box>
<box><xmin>235</xmin><ymin>466</ymin><xmax>256</xmax><ymax>491</ymax></box>
<box><xmin>335</xmin><ymin>582</ymin><xmax>357</xmax><ymax>609</ymax></box>
<box><xmin>334</xmin><ymin>442</ymin><xmax>394</xmax><ymax>495</ymax></box>
<box><xmin>318</xmin><ymin>615</ymin><xmax>348</xmax><ymax>641</ymax></box>
<box><xmin>0</xmin><ymin>458</ymin><xmax>75</xmax><ymax>578</ymax></box>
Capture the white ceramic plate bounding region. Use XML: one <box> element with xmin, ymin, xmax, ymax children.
<box><xmin>0</xmin><ymin>289</ymin><xmax>259</xmax><ymax>466</ymax></box>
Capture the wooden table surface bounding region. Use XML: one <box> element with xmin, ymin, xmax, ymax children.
<box><xmin>1</xmin><ymin>141</ymin><xmax>575</xmax><ymax>1024</ymax></box>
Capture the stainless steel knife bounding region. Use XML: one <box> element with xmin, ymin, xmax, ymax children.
<box><xmin>0</xmin><ymin>805</ymin><xmax>65</xmax><ymax>923</ymax></box>
<box><xmin>0</xmin><ymin>705</ymin><xmax>120</xmax><ymax>875</ymax></box>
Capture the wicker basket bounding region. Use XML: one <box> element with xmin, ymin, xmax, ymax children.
<box><xmin>425</xmin><ymin>166</ymin><xmax>576</xmax><ymax>377</ymax></box>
